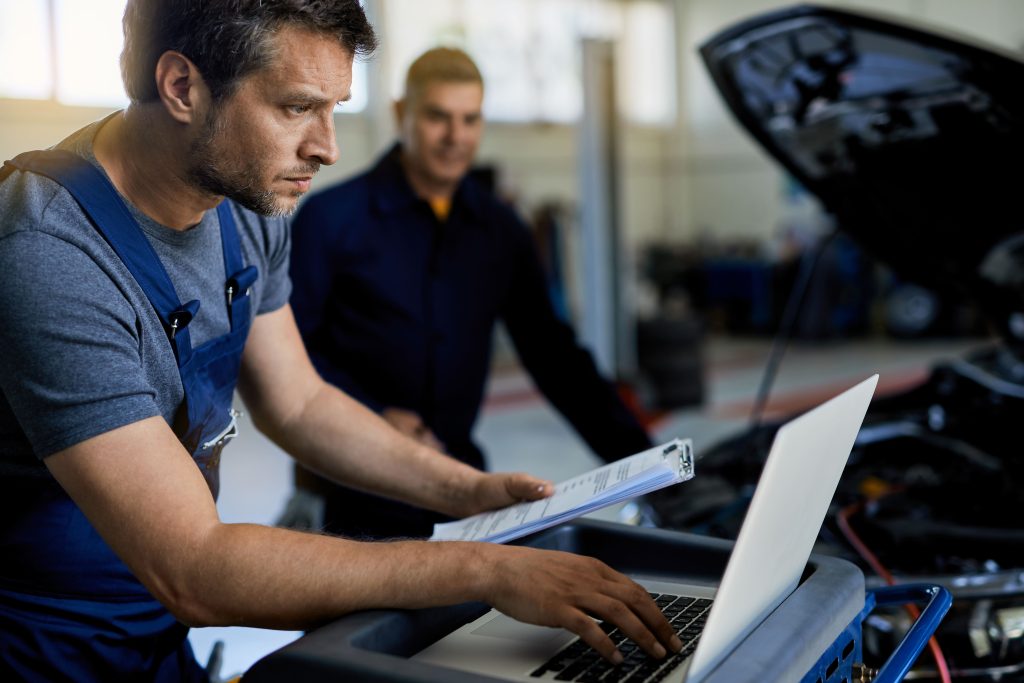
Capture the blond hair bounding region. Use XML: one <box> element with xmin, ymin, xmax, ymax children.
<box><xmin>403</xmin><ymin>47</ymin><xmax>483</xmax><ymax>104</ymax></box>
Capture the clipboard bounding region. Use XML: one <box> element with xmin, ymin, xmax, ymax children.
<box><xmin>430</xmin><ymin>439</ymin><xmax>696</xmax><ymax>544</ymax></box>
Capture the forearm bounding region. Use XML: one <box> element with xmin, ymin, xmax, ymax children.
<box><xmin>181</xmin><ymin>524</ymin><xmax>491</xmax><ymax>629</ymax></box>
<box><xmin>43</xmin><ymin>419</ymin><xmax>485</xmax><ymax>628</ymax></box>
<box><xmin>239</xmin><ymin>306</ymin><xmax>485</xmax><ymax>517</ymax></box>
<box><xmin>504</xmin><ymin>243</ymin><xmax>651</xmax><ymax>460</ymax></box>
<box><xmin>256</xmin><ymin>379</ymin><xmax>482</xmax><ymax>517</ymax></box>
<box><xmin>180</xmin><ymin>521</ymin><xmax>682</xmax><ymax>666</ymax></box>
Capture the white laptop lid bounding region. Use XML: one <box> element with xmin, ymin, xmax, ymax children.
<box><xmin>684</xmin><ymin>374</ymin><xmax>877</xmax><ymax>681</ymax></box>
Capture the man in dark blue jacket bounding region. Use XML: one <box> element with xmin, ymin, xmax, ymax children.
<box><xmin>288</xmin><ymin>48</ymin><xmax>652</xmax><ymax>539</ymax></box>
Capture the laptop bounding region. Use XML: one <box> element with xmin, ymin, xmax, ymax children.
<box><xmin>413</xmin><ymin>375</ymin><xmax>878</xmax><ymax>683</ymax></box>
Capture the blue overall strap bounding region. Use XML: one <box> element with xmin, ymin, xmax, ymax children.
<box><xmin>215</xmin><ymin>201</ymin><xmax>258</xmax><ymax>331</ymax></box>
<box><xmin>4</xmin><ymin>150</ymin><xmax>198</xmax><ymax>362</ymax></box>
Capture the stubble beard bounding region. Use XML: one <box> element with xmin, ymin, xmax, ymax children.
<box><xmin>186</xmin><ymin>107</ymin><xmax>302</xmax><ymax>217</ymax></box>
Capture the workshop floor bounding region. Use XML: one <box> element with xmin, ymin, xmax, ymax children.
<box><xmin>188</xmin><ymin>334</ymin><xmax>985</xmax><ymax>677</ymax></box>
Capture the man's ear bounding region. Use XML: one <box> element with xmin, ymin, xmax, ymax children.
<box><xmin>154</xmin><ymin>51</ymin><xmax>210</xmax><ymax>125</ymax></box>
<box><xmin>393</xmin><ymin>98</ymin><xmax>407</xmax><ymax>129</ymax></box>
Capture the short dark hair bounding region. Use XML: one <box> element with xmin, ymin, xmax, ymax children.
<box><xmin>121</xmin><ymin>0</ymin><xmax>377</xmax><ymax>103</ymax></box>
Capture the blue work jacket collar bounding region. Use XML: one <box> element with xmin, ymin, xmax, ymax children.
<box><xmin>370</xmin><ymin>142</ymin><xmax>486</xmax><ymax>222</ymax></box>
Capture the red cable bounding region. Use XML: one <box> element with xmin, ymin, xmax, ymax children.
<box><xmin>837</xmin><ymin>501</ymin><xmax>952</xmax><ymax>683</ymax></box>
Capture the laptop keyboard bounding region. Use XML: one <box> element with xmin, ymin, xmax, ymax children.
<box><xmin>530</xmin><ymin>594</ymin><xmax>713</xmax><ymax>682</ymax></box>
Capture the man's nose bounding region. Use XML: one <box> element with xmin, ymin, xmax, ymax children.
<box><xmin>302</xmin><ymin>112</ymin><xmax>340</xmax><ymax>166</ymax></box>
<box><xmin>442</xmin><ymin>121</ymin><xmax>458</xmax><ymax>144</ymax></box>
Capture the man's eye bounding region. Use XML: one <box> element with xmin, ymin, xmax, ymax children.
<box><xmin>287</xmin><ymin>104</ymin><xmax>310</xmax><ymax>115</ymax></box>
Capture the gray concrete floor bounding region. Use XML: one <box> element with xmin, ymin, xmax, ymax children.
<box><xmin>187</xmin><ymin>334</ymin><xmax>987</xmax><ymax>676</ymax></box>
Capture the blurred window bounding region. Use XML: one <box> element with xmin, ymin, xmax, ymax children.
<box><xmin>1</xmin><ymin>0</ymin><xmax>368</xmax><ymax>112</ymax></box>
<box><xmin>0</xmin><ymin>2</ymin><xmax>53</xmax><ymax>100</ymax></box>
<box><xmin>382</xmin><ymin>0</ymin><xmax>676</xmax><ymax>126</ymax></box>
<box><xmin>53</xmin><ymin>0</ymin><xmax>130</xmax><ymax>107</ymax></box>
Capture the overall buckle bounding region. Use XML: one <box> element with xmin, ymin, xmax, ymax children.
<box><xmin>167</xmin><ymin>299</ymin><xmax>201</xmax><ymax>339</ymax></box>
<box><xmin>202</xmin><ymin>409</ymin><xmax>242</xmax><ymax>451</ymax></box>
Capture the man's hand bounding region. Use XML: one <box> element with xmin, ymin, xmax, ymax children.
<box><xmin>382</xmin><ymin>407</ymin><xmax>445</xmax><ymax>451</ymax></box>
<box><xmin>481</xmin><ymin>545</ymin><xmax>683</xmax><ymax>664</ymax></box>
<box><xmin>377</xmin><ymin>404</ymin><xmax>553</xmax><ymax>519</ymax></box>
<box><xmin>447</xmin><ymin>470</ymin><xmax>553</xmax><ymax>518</ymax></box>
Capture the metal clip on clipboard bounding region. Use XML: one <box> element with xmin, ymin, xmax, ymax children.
<box><xmin>661</xmin><ymin>438</ymin><xmax>696</xmax><ymax>482</ymax></box>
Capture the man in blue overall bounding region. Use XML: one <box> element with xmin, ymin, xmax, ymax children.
<box><xmin>286</xmin><ymin>48</ymin><xmax>653</xmax><ymax>540</ymax></box>
<box><xmin>0</xmin><ymin>1</ymin><xmax>679</xmax><ymax>680</ymax></box>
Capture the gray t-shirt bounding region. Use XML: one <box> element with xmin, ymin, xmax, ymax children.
<box><xmin>0</xmin><ymin>117</ymin><xmax>291</xmax><ymax>477</ymax></box>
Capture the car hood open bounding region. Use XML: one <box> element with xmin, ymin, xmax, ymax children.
<box><xmin>700</xmin><ymin>4</ymin><xmax>1024</xmax><ymax>344</ymax></box>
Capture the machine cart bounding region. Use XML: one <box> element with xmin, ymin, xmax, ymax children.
<box><xmin>244</xmin><ymin>520</ymin><xmax>949</xmax><ymax>683</ymax></box>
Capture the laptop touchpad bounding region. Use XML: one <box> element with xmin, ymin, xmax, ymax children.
<box><xmin>472</xmin><ymin>614</ymin><xmax>576</xmax><ymax>651</ymax></box>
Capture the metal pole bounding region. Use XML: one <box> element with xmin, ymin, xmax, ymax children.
<box><xmin>577</xmin><ymin>39</ymin><xmax>623</xmax><ymax>377</ymax></box>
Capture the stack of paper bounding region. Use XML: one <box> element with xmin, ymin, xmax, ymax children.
<box><xmin>429</xmin><ymin>439</ymin><xmax>695</xmax><ymax>544</ymax></box>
